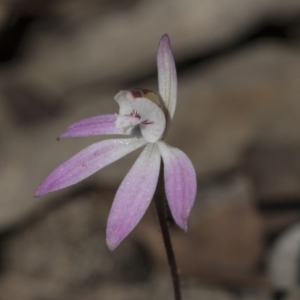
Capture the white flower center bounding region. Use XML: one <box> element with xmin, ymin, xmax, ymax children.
<box><xmin>115</xmin><ymin>91</ymin><xmax>166</xmax><ymax>143</ymax></box>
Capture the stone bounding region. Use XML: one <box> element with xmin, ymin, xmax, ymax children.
<box><xmin>243</xmin><ymin>146</ymin><xmax>300</xmax><ymax>233</ymax></box>
<box><xmin>286</xmin><ymin>288</ymin><xmax>300</xmax><ymax>300</ymax></box>
<box><xmin>244</xmin><ymin>147</ymin><xmax>300</xmax><ymax>200</ymax></box>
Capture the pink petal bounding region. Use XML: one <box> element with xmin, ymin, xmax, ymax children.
<box><xmin>35</xmin><ymin>138</ymin><xmax>147</xmax><ymax>197</ymax></box>
<box><xmin>157</xmin><ymin>34</ymin><xmax>177</xmax><ymax>119</ymax></box>
<box><xmin>157</xmin><ymin>141</ymin><xmax>197</xmax><ymax>231</ymax></box>
<box><xmin>106</xmin><ymin>143</ymin><xmax>161</xmax><ymax>250</ymax></box>
<box><xmin>59</xmin><ymin>114</ymin><xmax>122</xmax><ymax>138</ymax></box>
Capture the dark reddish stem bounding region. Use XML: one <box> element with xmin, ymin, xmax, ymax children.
<box><xmin>154</xmin><ymin>161</ymin><xmax>182</xmax><ymax>300</ymax></box>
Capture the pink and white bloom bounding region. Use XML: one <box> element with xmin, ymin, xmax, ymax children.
<box><xmin>35</xmin><ymin>34</ymin><xmax>197</xmax><ymax>250</ymax></box>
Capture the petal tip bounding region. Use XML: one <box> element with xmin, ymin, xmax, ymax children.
<box><xmin>158</xmin><ymin>34</ymin><xmax>172</xmax><ymax>52</ymax></box>
<box><xmin>58</xmin><ymin>133</ymin><xmax>66</xmax><ymax>139</ymax></box>
<box><xmin>34</xmin><ymin>175</ymin><xmax>63</xmax><ymax>197</ymax></box>
<box><xmin>106</xmin><ymin>236</ymin><xmax>120</xmax><ymax>251</ymax></box>
<box><xmin>34</xmin><ymin>191</ymin><xmax>41</xmax><ymax>198</ymax></box>
<box><xmin>34</xmin><ymin>184</ymin><xmax>51</xmax><ymax>198</ymax></box>
<box><xmin>34</xmin><ymin>187</ymin><xmax>46</xmax><ymax>198</ymax></box>
<box><xmin>58</xmin><ymin>128</ymin><xmax>72</xmax><ymax>139</ymax></box>
<box><xmin>58</xmin><ymin>129</ymin><xmax>71</xmax><ymax>139</ymax></box>
<box><xmin>160</xmin><ymin>34</ymin><xmax>170</xmax><ymax>43</ymax></box>
<box><xmin>177</xmin><ymin>219</ymin><xmax>188</xmax><ymax>232</ymax></box>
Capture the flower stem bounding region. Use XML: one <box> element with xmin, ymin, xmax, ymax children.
<box><xmin>154</xmin><ymin>162</ymin><xmax>182</xmax><ymax>300</ymax></box>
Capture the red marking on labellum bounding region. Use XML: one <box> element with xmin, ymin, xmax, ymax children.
<box><xmin>130</xmin><ymin>89</ymin><xmax>143</xmax><ymax>98</ymax></box>
<box><xmin>126</xmin><ymin>110</ymin><xmax>141</xmax><ymax>119</ymax></box>
<box><xmin>142</xmin><ymin>120</ymin><xmax>154</xmax><ymax>125</ymax></box>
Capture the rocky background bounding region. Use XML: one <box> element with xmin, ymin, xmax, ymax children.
<box><xmin>1</xmin><ymin>0</ymin><xmax>300</xmax><ymax>299</ymax></box>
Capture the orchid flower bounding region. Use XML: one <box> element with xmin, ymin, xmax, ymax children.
<box><xmin>35</xmin><ymin>34</ymin><xmax>197</xmax><ymax>250</ymax></box>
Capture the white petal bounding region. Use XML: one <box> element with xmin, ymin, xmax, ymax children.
<box><xmin>115</xmin><ymin>114</ymin><xmax>141</xmax><ymax>134</ymax></box>
<box><xmin>131</xmin><ymin>98</ymin><xmax>166</xmax><ymax>143</ymax></box>
<box><xmin>114</xmin><ymin>90</ymin><xmax>135</xmax><ymax>115</ymax></box>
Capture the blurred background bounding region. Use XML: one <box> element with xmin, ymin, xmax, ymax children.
<box><xmin>1</xmin><ymin>0</ymin><xmax>300</xmax><ymax>299</ymax></box>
